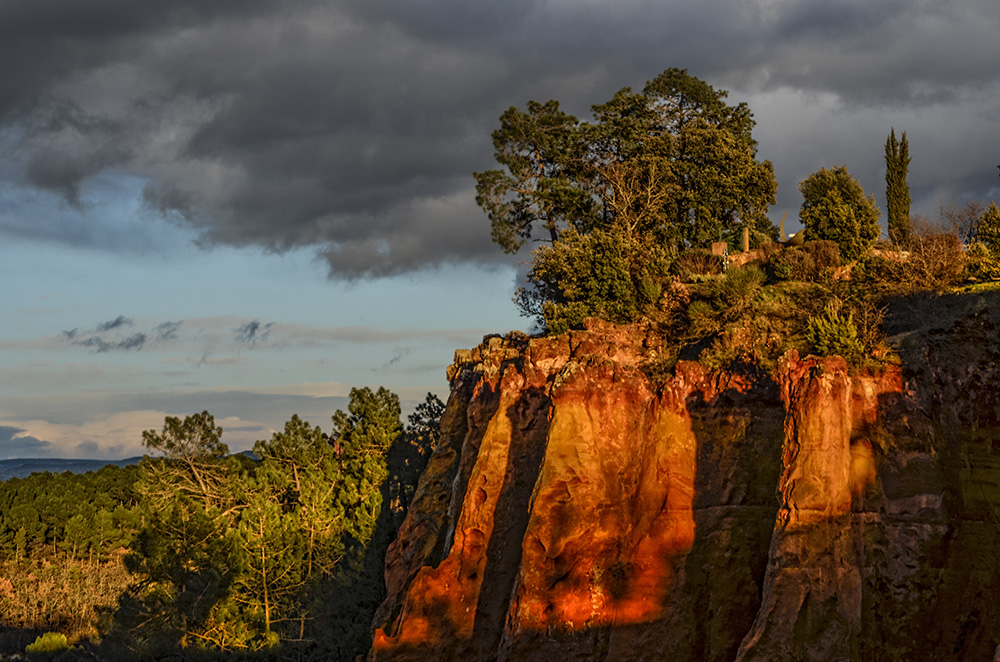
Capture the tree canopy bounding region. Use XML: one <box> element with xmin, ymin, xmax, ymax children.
<box><xmin>477</xmin><ymin>68</ymin><xmax>778</xmax><ymax>332</ymax></box>
<box><xmin>475</xmin><ymin>68</ymin><xmax>778</xmax><ymax>255</ymax></box>
<box><xmin>884</xmin><ymin>129</ymin><xmax>911</xmax><ymax>246</ymax></box>
<box><xmin>111</xmin><ymin>389</ymin><xmax>416</xmax><ymax>657</ymax></box>
<box><xmin>976</xmin><ymin>201</ymin><xmax>1000</xmax><ymax>254</ymax></box>
<box><xmin>799</xmin><ymin>165</ymin><xmax>880</xmax><ymax>262</ymax></box>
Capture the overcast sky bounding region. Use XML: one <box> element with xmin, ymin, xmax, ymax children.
<box><xmin>3</xmin><ymin>0</ymin><xmax>1000</xmax><ymax>459</ymax></box>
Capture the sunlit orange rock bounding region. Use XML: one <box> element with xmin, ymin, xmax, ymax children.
<box><xmin>372</xmin><ymin>294</ymin><xmax>1000</xmax><ymax>662</ymax></box>
<box><xmin>372</xmin><ymin>320</ymin><xmax>783</xmax><ymax>661</ymax></box>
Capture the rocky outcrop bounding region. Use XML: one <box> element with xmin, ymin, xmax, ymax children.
<box><xmin>371</xmin><ymin>293</ymin><xmax>1000</xmax><ymax>662</ymax></box>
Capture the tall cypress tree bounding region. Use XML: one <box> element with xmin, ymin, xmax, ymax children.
<box><xmin>885</xmin><ymin>128</ymin><xmax>912</xmax><ymax>246</ymax></box>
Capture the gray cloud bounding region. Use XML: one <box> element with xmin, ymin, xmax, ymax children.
<box><xmin>234</xmin><ymin>320</ymin><xmax>274</xmax><ymax>347</ymax></box>
<box><xmin>96</xmin><ymin>315</ymin><xmax>134</xmax><ymax>332</ymax></box>
<box><xmin>2</xmin><ymin>0</ymin><xmax>1000</xmax><ymax>276</ymax></box>
<box><xmin>155</xmin><ymin>321</ymin><xmax>183</xmax><ymax>342</ymax></box>
<box><xmin>45</xmin><ymin>314</ymin><xmax>492</xmax><ymax>359</ymax></box>
<box><xmin>75</xmin><ymin>332</ymin><xmax>148</xmax><ymax>353</ymax></box>
<box><xmin>0</xmin><ymin>425</ymin><xmax>52</xmax><ymax>459</ymax></box>
<box><xmin>62</xmin><ymin>317</ymin><xmax>148</xmax><ymax>353</ymax></box>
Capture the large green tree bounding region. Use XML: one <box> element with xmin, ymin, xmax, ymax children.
<box><xmin>474</xmin><ymin>100</ymin><xmax>597</xmax><ymax>252</ymax></box>
<box><xmin>590</xmin><ymin>69</ymin><xmax>778</xmax><ymax>247</ymax></box>
<box><xmin>123</xmin><ymin>412</ymin><xmax>243</xmax><ymax>651</ymax></box>
<box><xmin>329</xmin><ymin>386</ymin><xmax>402</xmax><ymax>546</ymax></box>
<box><xmin>475</xmin><ymin>68</ymin><xmax>777</xmax><ymax>254</ymax></box>
<box><xmin>799</xmin><ymin>166</ymin><xmax>880</xmax><ymax>262</ymax></box>
<box><xmin>885</xmin><ymin>128</ymin><xmax>911</xmax><ymax>246</ymax></box>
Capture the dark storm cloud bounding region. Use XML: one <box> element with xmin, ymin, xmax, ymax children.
<box><xmin>2</xmin><ymin>0</ymin><xmax>1000</xmax><ymax>275</ymax></box>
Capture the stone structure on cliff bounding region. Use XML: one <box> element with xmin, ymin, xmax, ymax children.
<box><xmin>370</xmin><ymin>295</ymin><xmax>1000</xmax><ymax>662</ymax></box>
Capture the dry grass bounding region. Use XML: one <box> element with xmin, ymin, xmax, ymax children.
<box><xmin>0</xmin><ymin>556</ymin><xmax>136</xmax><ymax>648</ymax></box>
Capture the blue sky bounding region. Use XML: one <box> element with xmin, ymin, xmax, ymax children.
<box><xmin>0</xmin><ymin>175</ymin><xmax>524</xmax><ymax>457</ymax></box>
<box><xmin>2</xmin><ymin>0</ymin><xmax>1000</xmax><ymax>458</ymax></box>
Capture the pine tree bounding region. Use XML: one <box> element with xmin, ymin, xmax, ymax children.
<box><xmin>885</xmin><ymin>129</ymin><xmax>912</xmax><ymax>246</ymax></box>
<box><xmin>976</xmin><ymin>202</ymin><xmax>1000</xmax><ymax>254</ymax></box>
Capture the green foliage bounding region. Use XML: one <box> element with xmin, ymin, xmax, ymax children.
<box><xmin>516</xmin><ymin>228</ymin><xmax>671</xmax><ymax>333</ymax></box>
<box><xmin>679</xmin><ymin>265</ymin><xmax>795</xmax><ymax>370</ymax></box>
<box><xmin>113</xmin><ymin>395</ymin><xmax>405</xmax><ymax>657</ymax></box>
<box><xmin>976</xmin><ymin>202</ymin><xmax>1000</xmax><ymax>254</ymax></box>
<box><xmin>807</xmin><ymin>299</ymin><xmax>864</xmax><ymax>361</ymax></box>
<box><xmin>799</xmin><ymin>166</ymin><xmax>880</xmax><ymax>262</ymax></box>
<box><xmin>714</xmin><ymin>264</ymin><xmax>767</xmax><ymax>319</ymax></box>
<box><xmin>0</xmin><ymin>389</ymin><xmax>439</xmax><ymax>660</ymax></box>
<box><xmin>25</xmin><ymin>632</ymin><xmax>70</xmax><ymax>654</ymax></box>
<box><xmin>0</xmin><ymin>465</ymin><xmax>139</xmax><ymax>562</ymax></box>
<box><xmin>594</xmin><ymin>68</ymin><xmax>778</xmax><ymax>248</ymax></box>
<box><xmin>330</xmin><ymin>387</ymin><xmax>402</xmax><ymax>544</ymax></box>
<box><xmin>885</xmin><ymin>129</ymin><xmax>912</xmax><ymax>246</ymax></box>
<box><xmin>474</xmin><ymin>100</ymin><xmax>595</xmax><ymax>252</ymax></box>
<box><xmin>964</xmin><ymin>241</ymin><xmax>1000</xmax><ymax>281</ymax></box>
<box><xmin>480</xmin><ymin>68</ymin><xmax>777</xmax><ymax>330</ymax></box>
<box><xmin>666</xmin><ymin>265</ymin><xmax>891</xmax><ymax>373</ymax></box>
<box><xmin>477</xmin><ymin>68</ymin><xmax>777</xmax><ymax>257</ymax></box>
<box><xmin>957</xmin><ymin>204</ymin><xmax>1000</xmax><ymax>283</ymax></box>
<box><xmin>388</xmin><ymin>393</ymin><xmax>444</xmax><ymax>528</ymax></box>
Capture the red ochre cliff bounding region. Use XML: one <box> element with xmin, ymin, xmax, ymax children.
<box><xmin>371</xmin><ymin>294</ymin><xmax>1000</xmax><ymax>662</ymax></box>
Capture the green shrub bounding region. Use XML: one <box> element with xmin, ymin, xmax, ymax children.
<box><xmin>686</xmin><ymin>299</ymin><xmax>719</xmax><ymax>336</ymax></box>
<box><xmin>637</xmin><ymin>275</ymin><xmax>663</xmax><ymax>305</ymax></box>
<box><xmin>964</xmin><ymin>241</ymin><xmax>1000</xmax><ymax>281</ymax></box>
<box><xmin>714</xmin><ymin>265</ymin><xmax>766</xmax><ymax>319</ymax></box>
<box><xmin>26</xmin><ymin>632</ymin><xmax>70</xmax><ymax>654</ymax></box>
<box><xmin>976</xmin><ymin>202</ymin><xmax>1000</xmax><ymax>254</ymax></box>
<box><xmin>799</xmin><ymin>166</ymin><xmax>880</xmax><ymax>262</ymax></box>
<box><xmin>516</xmin><ymin>228</ymin><xmax>672</xmax><ymax>333</ymax></box>
<box><xmin>807</xmin><ymin>300</ymin><xmax>863</xmax><ymax>361</ymax></box>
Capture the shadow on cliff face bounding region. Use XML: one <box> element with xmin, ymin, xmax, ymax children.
<box><xmin>856</xmin><ymin>293</ymin><xmax>1000</xmax><ymax>661</ymax></box>
<box><xmin>470</xmin><ymin>386</ymin><xmax>552</xmax><ymax>658</ymax></box>
<box><xmin>498</xmin><ymin>374</ymin><xmax>786</xmax><ymax>662</ymax></box>
<box><xmin>371</xmin><ymin>376</ymin><xmax>554</xmax><ymax>661</ymax></box>
<box><xmin>622</xmin><ymin>379</ymin><xmax>783</xmax><ymax>662</ymax></box>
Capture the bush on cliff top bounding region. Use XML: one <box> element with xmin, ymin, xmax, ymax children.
<box><xmin>515</xmin><ymin>228</ymin><xmax>672</xmax><ymax>334</ymax></box>
<box><xmin>806</xmin><ymin>299</ymin><xmax>864</xmax><ymax>362</ymax></box>
<box><xmin>660</xmin><ymin>268</ymin><xmax>891</xmax><ymax>375</ymax></box>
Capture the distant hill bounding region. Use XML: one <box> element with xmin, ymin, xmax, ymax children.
<box><xmin>0</xmin><ymin>457</ymin><xmax>142</xmax><ymax>481</ymax></box>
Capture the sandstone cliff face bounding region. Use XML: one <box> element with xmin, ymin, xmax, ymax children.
<box><xmin>372</xmin><ymin>295</ymin><xmax>1000</xmax><ymax>662</ymax></box>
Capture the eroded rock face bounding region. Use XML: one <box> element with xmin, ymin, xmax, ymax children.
<box><xmin>371</xmin><ymin>301</ymin><xmax>1000</xmax><ymax>662</ymax></box>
